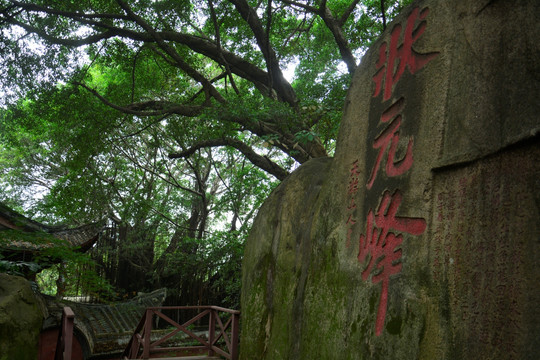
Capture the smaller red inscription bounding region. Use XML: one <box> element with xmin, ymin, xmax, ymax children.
<box><xmin>350</xmin><ymin>160</ymin><xmax>361</xmax><ymax>176</ymax></box>
<box><xmin>345</xmin><ymin>160</ymin><xmax>362</xmax><ymax>247</ymax></box>
<box><xmin>358</xmin><ymin>190</ymin><xmax>426</xmax><ymax>335</ymax></box>
<box><xmin>348</xmin><ymin>160</ymin><xmax>361</xmax><ymax>195</ymax></box>
<box><xmin>348</xmin><ymin>177</ymin><xmax>360</xmax><ymax>195</ymax></box>
<box><xmin>347</xmin><ymin>197</ymin><xmax>357</xmax><ymax>210</ymax></box>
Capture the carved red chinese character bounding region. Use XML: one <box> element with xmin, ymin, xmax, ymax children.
<box><xmin>373</xmin><ymin>7</ymin><xmax>439</xmax><ymax>101</ymax></box>
<box><xmin>348</xmin><ymin>160</ymin><xmax>361</xmax><ymax>195</ymax></box>
<box><xmin>358</xmin><ymin>190</ymin><xmax>426</xmax><ymax>336</ymax></box>
<box><xmin>347</xmin><ymin>196</ymin><xmax>357</xmax><ymax>211</ymax></box>
<box><xmin>348</xmin><ymin>177</ymin><xmax>360</xmax><ymax>195</ymax></box>
<box><xmin>346</xmin><ymin>160</ymin><xmax>362</xmax><ymax>247</ymax></box>
<box><xmin>366</xmin><ymin>98</ymin><xmax>413</xmax><ymax>189</ymax></box>
<box><xmin>350</xmin><ymin>159</ymin><xmax>360</xmax><ymax>175</ymax></box>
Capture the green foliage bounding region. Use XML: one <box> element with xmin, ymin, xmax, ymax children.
<box><xmin>35</xmin><ymin>253</ymin><xmax>115</xmax><ymax>300</ymax></box>
<box><xmin>157</xmin><ymin>229</ymin><xmax>246</xmax><ymax>308</ymax></box>
<box><xmin>0</xmin><ymin>260</ymin><xmax>41</xmax><ymax>277</ymax></box>
<box><xmin>0</xmin><ymin>0</ymin><xmax>413</xmax><ymax>304</ymax></box>
<box><xmin>35</xmin><ymin>266</ymin><xmax>58</xmax><ymax>295</ymax></box>
<box><xmin>207</xmin><ymin>231</ymin><xmax>245</xmax><ymax>308</ymax></box>
<box><xmin>0</xmin><ymin>228</ymin><xmax>115</xmax><ymax>299</ymax></box>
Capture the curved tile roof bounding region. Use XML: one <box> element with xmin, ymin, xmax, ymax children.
<box><xmin>0</xmin><ymin>202</ymin><xmax>103</xmax><ymax>260</ymax></box>
<box><xmin>42</xmin><ymin>288</ymin><xmax>167</xmax><ymax>356</ymax></box>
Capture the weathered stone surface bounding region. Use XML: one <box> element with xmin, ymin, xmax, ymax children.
<box><xmin>241</xmin><ymin>157</ymin><xmax>333</xmax><ymax>359</ymax></box>
<box><xmin>0</xmin><ymin>274</ymin><xmax>44</xmax><ymax>360</ymax></box>
<box><xmin>430</xmin><ymin>143</ymin><xmax>540</xmax><ymax>359</ymax></box>
<box><xmin>240</xmin><ymin>0</ymin><xmax>540</xmax><ymax>359</ymax></box>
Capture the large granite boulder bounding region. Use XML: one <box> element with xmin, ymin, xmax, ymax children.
<box><xmin>240</xmin><ymin>0</ymin><xmax>540</xmax><ymax>359</ymax></box>
<box><xmin>0</xmin><ymin>274</ymin><xmax>44</xmax><ymax>360</ymax></box>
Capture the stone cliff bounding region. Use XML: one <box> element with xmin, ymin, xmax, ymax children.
<box><xmin>240</xmin><ymin>0</ymin><xmax>540</xmax><ymax>359</ymax></box>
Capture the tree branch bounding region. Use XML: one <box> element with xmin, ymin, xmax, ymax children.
<box><xmin>280</xmin><ymin>0</ymin><xmax>357</xmax><ymax>74</ymax></box>
<box><xmin>228</xmin><ymin>0</ymin><xmax>298</xmax><ymax>107</ymax></box>
<box><xmin>279</xmin><ymin>0</ymin><xmax>317</xmax><ymax>13</ymax></box>
<box><xmin>9</xmin><ymin>1</ymin><xmax>129</xmax><ymax>21</ymax></box>
<box><xmin>4</xmin><ymin>2</ymin><xmax>281</xmax><ymax>102</ymax></box>
<box><xmin>208</xmin><ymin>0</ymin><xmax>240</xmax><ymax>95</ymax></box>
<box><xmin>339</xmin><ymin>0</ymin><xmax>363</xmax><ymax>26</ymax></box>
<box><xmin>280</xmin><ymin>13</ymin><xmax>309</xmax><ymax>53</ymax></box>
<box><xmin>265</xmin><ymin>0</ymin><xmax>274</xmax><ymax>95</ymax></box>
<box><xmin>4</xmin><ymin>0</ymin><xmax>330</xmax><ymax>172</ymax></box>
<box><xmin>75</xmin><ymin>82</ymin><xmax>204</xmax><ymax>117</ymax></box>
<box><xmin>119</xmin><ymin>114</ymin><xmax>170</xmax><ymax>139</ymax></box>
<box><xmin>115</xmin><ymin>0</ymin><xmax>225</xmax><ymax>104</ymax></box>
<box><xmin>380</xmin><ymin>0</ymin><xmax>387</xmax><ymax>30</ymax></box>
<box><xmin>110</xmin><ymin>141</ymin><xmax>204</xmax><ymax>197</ymax></box>
<box><xmin>169</xmin><ymin>138</ymin><xmax>290</xmax><ymax>181</ymax></box>
<box><xmin>6</xmin><ymin>19</ymin><xmax>116</xmax><ymax>46</ymax></box>
<box><xmin>318</xmin><ymin>7</ymin><xmax>357</xmax><ymax>74</ymax></box>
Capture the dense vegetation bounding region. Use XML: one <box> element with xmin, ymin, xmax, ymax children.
<box><xmin>0</xmin><ymin>0</ymin><xmax>412</xmax><ymax>307</ymax></box>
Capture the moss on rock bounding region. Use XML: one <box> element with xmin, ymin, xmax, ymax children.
<box><xmin>0</xmin><ymin>274</ymin><xmax>44</xmax><ymax>360</ymax></box>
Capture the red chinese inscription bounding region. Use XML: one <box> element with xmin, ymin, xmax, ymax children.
<box><xmin>366</xmin><ymin>98</ymin><xmax>413</xmax><ymax>189</ymax></box>
<box><xmin>358</xmin><ymin>190</ymin><xmax>426</xmax><ymax>336</ymax></box>
<box><xmin>345</xmin><ymin>6</ymin><xmax>435</xmax><ymax>337</ymax></box>
<box><xmin>372</xmin><ymin>7</ymin><xmax>439</xmax><ymax>101</ymax></box>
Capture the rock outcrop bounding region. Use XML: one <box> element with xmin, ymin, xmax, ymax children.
<box><xmin>0</xmin><ymin>274</ymin><xmax>44</xmax><ymax>360</ymax></box>
<box><xmin>240</xmin><ymin>0</ymin><xmax>540</xmax><ymax>359</ymax></box>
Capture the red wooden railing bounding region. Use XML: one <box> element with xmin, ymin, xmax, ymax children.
<box><xmin>122</xmin><ymin>306</ymin><xmax>240</xmax><ymax>360</ymax></box>
<box><xmin>55</xmin><ymin>307</ymin><xmax>75</xmax><ymax>360</ymax></box>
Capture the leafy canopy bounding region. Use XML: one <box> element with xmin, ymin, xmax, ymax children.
<box><xmin>0</xmin><ymin>0</ymin><xmax>412</xmax><ymax>302</ymax></box>
<box><xmin>1</xmin><ymin>0</ymin><xmax>412</xmax><ymax>175</ymax></box>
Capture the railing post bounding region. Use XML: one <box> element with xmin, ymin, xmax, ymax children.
<box><xmin>130</xmin><ymin>335</ymin><xmax>140</xmax><ymax>359</ymax></box>
<box><xmin>208</xmin><ymin>309</ymin><xmax>216</xmax><ymax>357</ymax></box>
<box><xmin>142</xmin><ymin>309</ymin><xmax>153</xmax><ymax>359</ymax></box>
<box><xmin>55</xmin><ymin>307</ymin><xmax>75</xmax><ymax>360</ymax></box>
<box><xmin>231</xmin><ymin>312</ymin><xmax>239</xmax><ymax>360</ymax></box>
<box><xmin>63</xmin><ymin>307</ymin><xmax>75</xmax><ymax>360</ymax></box>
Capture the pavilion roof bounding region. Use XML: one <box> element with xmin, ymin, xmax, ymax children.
<box><xmin>0</xmin><ymin>202</ymin><xmax>103</xmax><ymax>258</ymax></box>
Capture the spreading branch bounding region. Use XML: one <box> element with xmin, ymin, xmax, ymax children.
<box><xmin>228</xmin><ymin>0</ymin><xmax>298</xmax><ymax>107</ymax></box>
<box><xmin>208</xmin><ymin>0</ymin><xmax>240</xmax><ymax>95</ymax></box>
<box><xmin>317</xmin><ymin>2</ymin><xmax>357</xmax><ymax>74</ymax></box>
<box><xmin>339</xmin><ymin>0</ymin><xmax>363</xmax><ymax>26</ymax></box>
<box><xmin>169</xmin><ymin>138</ymin><xmax>290</xmax><ymax>181</ymax></box>
<box><xmin>4</xmin><ymin>4</ymin><xmax>280</xmax><ymax>102</ymax></box>
<box><xmin>115</xmin><ymin>0</ymin><xmax>225</xmax><ymax>104</ymax></box>
<box><xmin>76</xmin><ymin>82</ymin><xmax>204</xmax><ymax>117</ymax></box>
<box><xmin>3</xmin><ymin>1</ymin><xmax>302</xmax><ymax>103</ymax></box>
<box><xmin>280</xmin><ymin>0</ymin><xmax>357</xmax><ymax>74</ymax></box>
<box><xmin>1</xmin><ymin>0</ymin><xmax>349</xmax><ymax>176</ymax></box>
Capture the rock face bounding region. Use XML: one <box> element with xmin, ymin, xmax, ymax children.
<box><xmin>0</xmin><ymin>274</ymin><xmax>44</xmax><ymax>360</ymax></box>
<box><xmin>240</xmin><ymin>0</ymin><xmax>540</xmax><ymax>359</ymax></box>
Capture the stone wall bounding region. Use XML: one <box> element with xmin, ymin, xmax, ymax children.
<box><xmin>240</xmin><ymin>0</ymin><xmax>540</xmax><ymax>359</ymax></box>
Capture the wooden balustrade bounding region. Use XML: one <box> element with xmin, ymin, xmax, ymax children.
<box><xmin>123</xmin><ymin>305</ymin><xmax>240</xmax><ymax>360</ymax></box>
